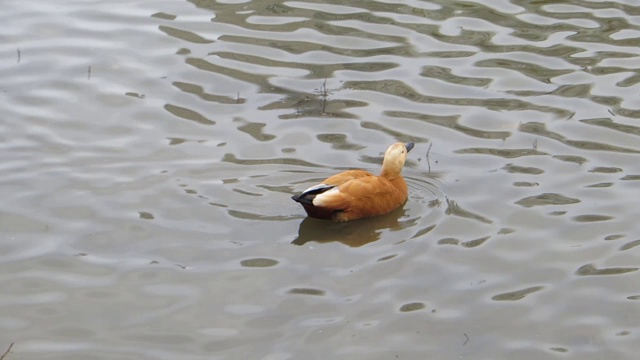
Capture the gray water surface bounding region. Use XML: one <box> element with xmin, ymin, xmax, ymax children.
<box><xmin>2</xmin><ymin>0</ymin><xmax>640</xmax><ymax>359</ymax></box>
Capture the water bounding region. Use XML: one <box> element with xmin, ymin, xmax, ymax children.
<box><xmin>2</xmin><ymin>0</ymin><xmax>640</xmax><ymax>359</ymax></box>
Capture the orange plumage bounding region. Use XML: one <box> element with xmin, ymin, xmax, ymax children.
<box><xmin>292</xmin><ymin>142</ymin><xmax>414</xmax><ymax>221</ymax></box>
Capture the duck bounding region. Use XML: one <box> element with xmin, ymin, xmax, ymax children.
<box><xmin>292</xmin><ymin>142</ymin><xmax>414</xmax><ymax>221</ymax></box>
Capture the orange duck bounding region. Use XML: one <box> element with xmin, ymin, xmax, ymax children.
<box><xmin>292</xmin><ymin>142</ymin><xmax>414</xmax><ymax>221</ymax></box>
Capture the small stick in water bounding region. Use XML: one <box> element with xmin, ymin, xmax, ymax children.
<box><xmin>426</xmin><ymin>142</ymin><xmax>433</xmax><ymax>173</ymax></box>
<box><xmin>1</xmin><ymin>343</ymin><xmax>14</xmax><ymax>360</ymax></box>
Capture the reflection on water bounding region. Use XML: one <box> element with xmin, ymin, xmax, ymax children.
<box><xmin>2</xmin><ymin>0</ymin><xmax>640</xmax><ymax>359</ymax></box>
<box><xmin>293</xmin><ymin>207</ymin><xmax>413</xmax><ymax>247</ymax></box>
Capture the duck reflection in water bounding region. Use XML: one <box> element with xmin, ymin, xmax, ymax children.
<box><xmin>292</xmin><ymin>206</ymin><xmax>417</xmax><ymax>247</ymax></box>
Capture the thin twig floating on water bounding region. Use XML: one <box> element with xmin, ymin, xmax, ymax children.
<box><xmin>314</xmin><ymin>79</ymin><xmax>332</xmax><ymax>115</ymax></box>
<box><xmin>0</xmin><ymin>343</ymin><xmax>14</xmax><ymax>360</ymax></box>
<box><xmin>320</xmin><ymin>79</ymin><xmax>328</xmax><ymax>114</ymax></box>
<box><xmin>294</xmin><ymin>96</ymin><xmax>310</xmax><ymax>118</ymax></box>
<box><xmin>463</xmin><ymin>333</ymin><xmax>469</xmax><ymax>346</ymax></box>
<box><xmin>426</xmin><ymin>142</ymin><xmax>433</xmax><ymax>173</ymax></box>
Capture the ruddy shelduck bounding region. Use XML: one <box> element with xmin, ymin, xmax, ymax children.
<box><xmin>292</xmin><ymin>142</ymin><xmax>414</xmax><ymax>221</ymax></box>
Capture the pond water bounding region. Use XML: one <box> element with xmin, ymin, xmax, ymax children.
<box><xmin>1</xmin><ymin>0</ymin><xmax>640</xmax><ymax>359</ymax></box>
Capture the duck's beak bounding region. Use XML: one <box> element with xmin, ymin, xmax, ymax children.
<box><xmin>405</xmin><ymin>142</ymin><xmax>414</xmax><ymax>153</ymax></box>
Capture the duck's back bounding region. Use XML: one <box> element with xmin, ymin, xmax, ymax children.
<box><xmin>333</xmin><ymin>175</ymin><xmax>408</xmax><ymax>221</ymax></box>
<box><xmin>323</xmin><ymin>170</ymin><xmax>373</xmax><ymax>186</ymax></box>
<box><xmin>299</xmin><ymin>170</ymin><xmax>408</xmax><ymax>221</ymax></box>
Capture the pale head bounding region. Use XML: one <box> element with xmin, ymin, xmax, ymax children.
<box><xmin>380</xmin><ymin>142</ymin><xmax>414</xmax><ymax>179</ymax></box>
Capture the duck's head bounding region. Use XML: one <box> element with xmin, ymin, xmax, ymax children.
<box><xmin>381</xmin><ymin>142</ymin><xmax>414</xmax><ymax>179</ymax></box>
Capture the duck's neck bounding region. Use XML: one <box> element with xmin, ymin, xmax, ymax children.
<box><xmin>380</xmin><ymin>158</ymin><xmax>403</xmax><ymax>180</ymax></box>
<box><xmin>380</xmin><ymin>167</ymin><xmax>401</xmax><ymax>180</ymax></box>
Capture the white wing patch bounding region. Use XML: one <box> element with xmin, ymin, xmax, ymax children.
<box><xmin>312</xmin><ymin>187</ymin><xmax>341</xmax><ymax>207</ymax></box>
<box><xmin>302</xmin><ymin>183</ymin><xmax>334</xmax><ymax>195</ymax></box>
